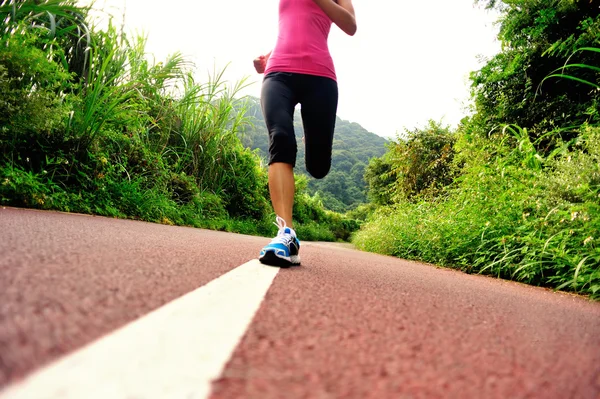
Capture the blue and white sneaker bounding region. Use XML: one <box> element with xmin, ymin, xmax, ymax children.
<box><xmin>259</xmin><ymin>216</ymin><xmax>301</xmax><ymax>267</ymax></box>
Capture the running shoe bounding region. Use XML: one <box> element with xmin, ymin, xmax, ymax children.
<box><xmin>259</xmin><ymin>216</ymin><xmax>301</xmax><ymax>267</ymax></box>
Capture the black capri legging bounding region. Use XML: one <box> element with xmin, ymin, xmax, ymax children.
<box><xmin>261</xmin><ymin>71</ymin><xmax>338</xmax><ymax>179</ymax></box>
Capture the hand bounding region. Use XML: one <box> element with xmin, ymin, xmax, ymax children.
<box><xmin>253</xmin><ymin>54</ymin><xmax>268</xmax><ymax>74</ymax></box>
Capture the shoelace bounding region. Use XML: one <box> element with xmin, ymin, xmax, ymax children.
<box><xmin>270</xmin><ymin>234</ymin><xmax>295</xmax><ymax>246</ymax></box>
<box><xmin>273</xmin><ymin>215</ymin><xmax>287</xmax><ymax>231</ymax></box>
<box><xmin>269</xmin><ymin>216</ymin><xmax>295</xmax><ymax>245</ymax></box>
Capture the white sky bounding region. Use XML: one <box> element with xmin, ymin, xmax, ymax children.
<box><xmin>85</xmin><ymin>0</ymin><xmax>501</xmax><ymax>138</ymax></box>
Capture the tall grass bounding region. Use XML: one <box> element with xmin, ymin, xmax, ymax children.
<box><xmin>0</xmin><ymin>0</ymin><xmax>265</xmax><ymax>223</ymax></box>
<box><xmin>1</xmin><ymin>0</ymin><xmax>92</xmax><ymax>80</ymax></box>
<box><xmin>540</xmin><ymin>47</ymin><xmax>600</xmax><ymax>90</ymax></box>
<box><xmin>169</xmin><ymin>68</ymin><xmax>251</xmax><ymax>186</ymax></box>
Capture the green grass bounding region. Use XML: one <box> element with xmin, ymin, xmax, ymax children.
<box><xmin>354</xmin><ymin>125</ymin><xmax>600</xmax><ymax>299</ymax></box>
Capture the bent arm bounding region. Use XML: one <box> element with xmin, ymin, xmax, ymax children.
<box><xmin>253</xmin><ymin>51</ymin><xmax>272</xmax><ymax>74</ymax></box>
<box><xmin>312</xmin><ymin>0</ymin><xmax>357</xmax><ymax>36</ymax></box>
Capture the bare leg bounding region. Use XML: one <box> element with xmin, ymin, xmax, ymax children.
<box><xmin>268</xmin><ymin>162</ymin><xmax>295</xmax><ymax>229</ymax></box>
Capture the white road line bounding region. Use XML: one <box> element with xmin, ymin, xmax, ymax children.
<box><xmin>0</xmin><ymin>259</ymin><xmax>279</xmax><ymax>399</ymax></box>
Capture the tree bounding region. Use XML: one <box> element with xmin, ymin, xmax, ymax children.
<box><xmin>388</xmin><ymin>120</ymin><xmax>456</xmax><ymax>201</ymax></box>
<box><xmin>470</xmin><ymin>0</ymin><xmax>600</xmax><ymax>149</ymax></box>
<box><xmin>364</xmin><ymin>155</ymin><xmax>395</xmax><ymax>206</ymax></box>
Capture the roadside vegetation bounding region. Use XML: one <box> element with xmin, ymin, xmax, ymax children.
<box><xmin>0</xmin><ymin>0</ymin><xmax>356</xmax><ymax>242</ymax></box>
<box><xmin>355</xmin><ymin>0</ymin><xmax>600</xmax><ymax>299</ymax></box>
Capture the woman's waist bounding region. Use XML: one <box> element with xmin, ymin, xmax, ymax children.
<box><xmin>265</xmin><ymin>54</ymin><xmax>336</xmax><ymax>81</ymax></box>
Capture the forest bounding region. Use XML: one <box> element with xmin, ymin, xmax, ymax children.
<box><xmin>1</xmin><ymin>0</ymin><xmax>598</xmax><ymax>299</ymax></box>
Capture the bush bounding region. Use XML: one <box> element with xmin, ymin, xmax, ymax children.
<box><xmin>354</xmin><ymin>126</ymin><xmax>600</xmax><ymax>298</ymax></box>
<box><xmin>365</xmin><ymin>120</ymin><xmax>456</xmax><ymax>204</ymax></box>
<box><xmin>355</xmin><ymin>3</ymin><xmax>600</xmax><ymax>299</ymax></box>
<box><xmin>0</xmin><ymin>27</ymin><xmax>76</xmax><ymax>172</ymax></box>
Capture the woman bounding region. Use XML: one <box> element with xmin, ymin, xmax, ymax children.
<box><xmin>254</xmin><ymin>0</ymin><xmax>356</xmax><ymax>267</ymax></box>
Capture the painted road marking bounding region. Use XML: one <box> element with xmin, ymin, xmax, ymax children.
<box><xmin>0</xmin><ymin>259</ymin><xmax>279</xmax><ymax>399</ymax></box>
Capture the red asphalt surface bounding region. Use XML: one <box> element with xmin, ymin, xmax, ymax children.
<box><xmin>2</xmin><ymin>207</ymin><xmax>600</xmax><ymax>398</ymax></box>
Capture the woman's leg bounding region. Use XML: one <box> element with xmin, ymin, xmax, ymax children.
<box><xmin>268</xmin><ymin>163</ymin><xmax>295</xmax><ymax>228</ymax></box>
<box><xmin>299</xmin><ymin>76</ymin><xmax>339</xmax><ymax>179</ymax></box>
<box><xmin>261</xmin><ymin>72</ymin><xmax>298</xmax><ymax>228</ymax></box>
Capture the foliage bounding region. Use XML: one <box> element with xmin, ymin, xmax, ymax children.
<box><xmin>363</xmin><ymin>155</ymin><xmax>395</xmax><ymax>206</ymax></box>
<box><xmin>469</xmin><ymin>0</ymin><xmax>600</xmax><ymax>148</ymax></box>
<box><xmin>0</xmin><ymin>27</ymin><xmax>75</xmax><ymax>172</ymax></box>
<box><xmin>0</xmin><ymin>18</ymin><xmax>264</xmax><ymax>219</ymax></box>
<box><xmin>541</xmin><ymin>46</ymin><xmax>600</xmax><ymax>89</ymax></box>
<box><xmin>355</xmin><ymin>126</ymin><xmax>600</xmax><ymax>298</ymax></box>
<box><xmin>292</xmin><ymin>174</ymin><xmax>360</xmax><ymax>241</ymax></box>
<box><xmin>1</xmin><ymin>0</ymin><xmax>92</xmax><ymax>88</ymax></box>
<box><xmin>365</xmin><ymin>120</ymin><xmax>456</xmax><ymax>203</ymax></box>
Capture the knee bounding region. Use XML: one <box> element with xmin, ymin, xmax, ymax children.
<box><xmin>306</xmin><ymin>163</ymin><xmax>330</xmax><ymax>179</ymax></box>
<box><xmin>270</xmin><ymin>130</ymin><xmax>297</xmax><ymax>155</ymax></box>
<box><xmin>269</xmin><ymin>129</ymin><xmax>297</xmax><ymax>164</ymax></box>
<box><xmin>270</xmin><ymin>129</ymin><xmax>295</xmax><ymax>147</ymax></box>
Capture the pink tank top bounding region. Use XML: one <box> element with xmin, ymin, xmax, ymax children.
<box><xmin>265</xmin><ymin>0</ymin><xmax>336</xmax><ymax>81</ymax></box>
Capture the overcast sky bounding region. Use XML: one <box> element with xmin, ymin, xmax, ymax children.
<box><xmin>86</xmin><ymin>0</ymin><xmax>501</xmax><ymax>138</ymax></box>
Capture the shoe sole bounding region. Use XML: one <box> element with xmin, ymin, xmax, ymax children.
<box><xmin>259</xmin><ymin>251</ymin><xmax>301</xmax><ymax>268</ymax></box>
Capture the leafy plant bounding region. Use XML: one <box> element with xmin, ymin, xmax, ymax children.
<box><xmin>470</xmin><ymin>0</ymin><xmax>600</xmax><ymax>146</ymax></box>
<box><xmin>540</xmin><ymin>47</ymin><xmax>600</xmax><ymax>90</ymax></box>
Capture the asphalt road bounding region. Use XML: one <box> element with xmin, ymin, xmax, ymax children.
<box><xmin>1</xmin><ymin>207</ymin><xmax>599</xmax><ymax>398</ymax></box>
